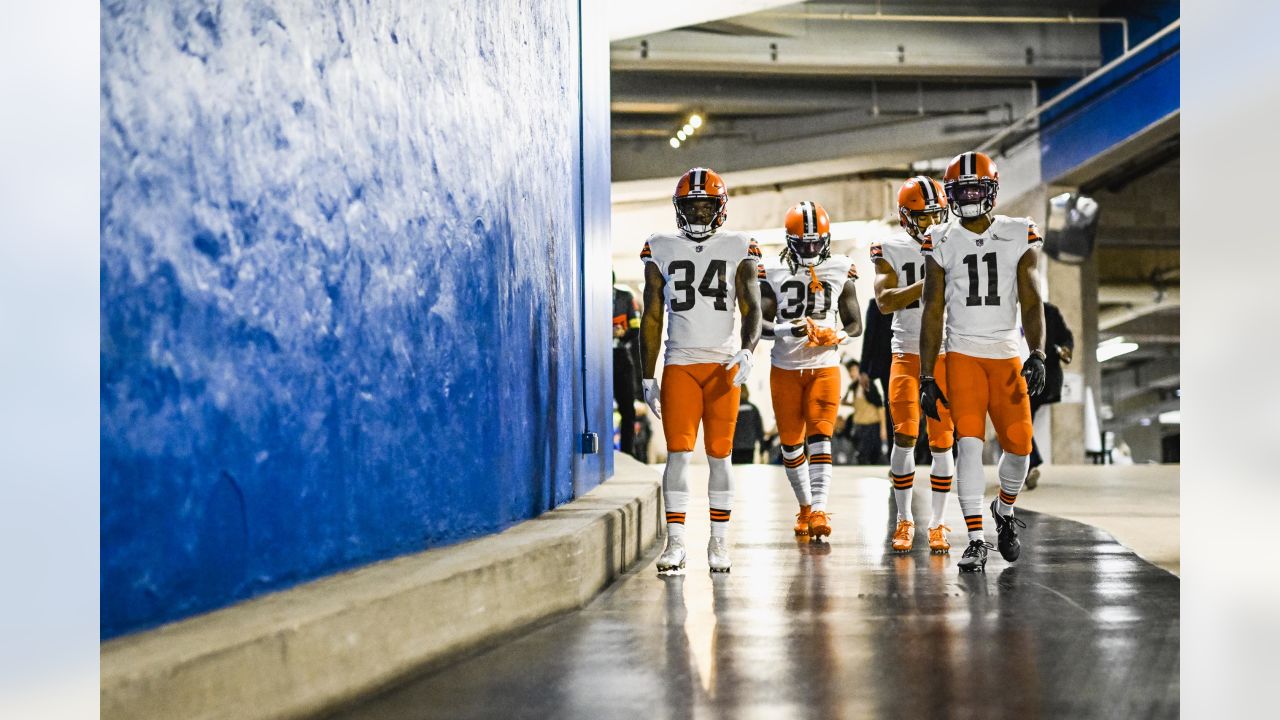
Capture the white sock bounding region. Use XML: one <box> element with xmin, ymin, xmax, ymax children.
<box><xmin>929</xmin><ymin>449</ymin><xmax>955</xmax><ymax>528</ymax></box>
<box><xmin>708</xmin><ymin>455</ymin><xmax>734</xmax><ymax>539</ymax></box>
<box><xmin>996</xmin><ymin>451</ymin><xmax>1031</xmax><ymax>516</ymax></box>
<box><xmin>889</xmin><ymin>442</ymin><xmax>915</xmax><ymax>522</ymax></box>
<box><xmin>806</xmin><ymin>435</ymin><xmax>833</xmax><ymax>512</ymax></box>
<box><xmin>956</xmin><ymin>437</ymin><xmax>985</xmax><ymax>541</ymax></box>
<box><xmin>663</xmin><ymin>451</ymin><xmax>691</xmax><ymax>540</ymax></box>
<box><xmin>781</xmin><ymin>444</ymin><xmax>811</xmax><ymax>506</ymax></box>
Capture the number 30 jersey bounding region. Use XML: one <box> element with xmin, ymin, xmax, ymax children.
<box><xmin>757</xmin><ymin>254</ymin><xmax>857</xmax><ymax>370</ymax></box>
<box><xmin>641</xmin><ymin>230</ymin><xmax>761</xmax><ymax>365</ymax></box>
<box><xmin>870</xmin><ymin>232</ymin><xmax>942</xmax><ymax>356</ymax></box>
<box><xmin>920</xmin><ymin>215</ymin><xmax>1042</xmax><ymax>360</ymax></box>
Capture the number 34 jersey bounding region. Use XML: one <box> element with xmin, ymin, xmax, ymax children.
<box><xmin>921</xmin><ymin>215</ymin><xmax>1042</xmax><ymax>360</ymax></box>
<box><xmin>641</xmin><ymin>230</ymin><xmax>761</xmax><ymax>365</ymax></box>
<box><xmin>870</xmin><ymin>232</ymin><xmax>941</xmax><ymax>356</ymax></box>
<box><xmin>758</xmin><ymin>254</ymin><xmax>857</xmax><ymax>370</ymax></box>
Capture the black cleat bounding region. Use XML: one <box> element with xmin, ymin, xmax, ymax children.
<box><xmin>957</xmin><ymin>539</ymin><xmax>993</xmax><ymax>572</ymax></box>
<box><xmin>990</xmin><ymin>500</ymin><xmax>1027</xmax><ymax>562</ymax></box>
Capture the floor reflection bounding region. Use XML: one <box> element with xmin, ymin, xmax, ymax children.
<box><xmin>331</xmin><ymin>466</ymin><xmax>1178</xmax><ymax>720</ymax></box>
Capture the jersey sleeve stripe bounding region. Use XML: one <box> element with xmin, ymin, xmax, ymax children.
<box><xmin>757</xmin><ymin>263</ymin><xmax>766</xmax><ymax>279</ymax></box>
<box><xmin>869</xmin><ymin>243</ymin><xmax>883</xmax><ymax>259</ymax></box>
<box><xmin>847</xmin><ymin>263</ymin><xmax>859</xmax><ymax>279</ymax></box>
<box><xmin>747</xmin><ymin>239</ymin><xmax>762</xmax><ymax>258</ymax></box>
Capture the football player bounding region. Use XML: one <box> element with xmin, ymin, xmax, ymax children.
<box><xmin>870</xmin><ymin>177</ymin><xmax>956</xmax><ymax>554</ymax></box>
<box><xmin>918</xmin><ymin>151</ymin><xmax>1047</xmax><ymax>573</ymax></box>
<box><xmin>640</xmin><ymin>167</ymin><xmax>763</xmax><ymax>574</ymax></box>
<box><xmin>758</xmin><ymin>201</ymin><xmax>861</xmax><ymax>541</ymax></box>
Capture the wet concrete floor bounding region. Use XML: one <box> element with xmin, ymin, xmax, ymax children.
<box><xmin>330</xmin><ymin>465</ymin><xmax>1178</xmax><ymax>720</ymax></box>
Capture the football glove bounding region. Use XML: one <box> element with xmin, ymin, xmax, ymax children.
<box><xmin>804</xmin><ymin>317</ymin><xmax>841</xmax><ymax>347</ymax></box>
<box><xmin>723</xmin><ymin>350</ymin><xmax>753</xmax><ymax>387</ymax></box>
<box><xmin>920</xmin><ymin>376</ymin><xmax>948</xmax><ymax>421</ymax></box>
<box><xmin>1022</xmin><ymin>352</ymin><xmax>1046</xmax><ymax>397</ymax></box>
<box><xmin>642</xmin><ymin>378</ymin><xmax>662</xmax><ymax>419</ymax></box>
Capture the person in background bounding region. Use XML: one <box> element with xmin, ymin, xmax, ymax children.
<box><xmin>860</xmin><ymin>297</ymin><xmax>894</xmax><ymax>438</ymax></box>
<box><xmin>841</xmin><ymin>359</ymin><xmax>887</xmax><ymax>464</ymax></box>
<box><xmin>1025</xmin><ymin>301</ymin><xmax>1075</xmax><ymax>489</ymax></box>
<box><xmin>732</xmin><ymin>386</ymin><xmax>766</xmax><ymax>464</ymax></box>
<box><xmin>613</xmin><ymin>270</ymin><xmax>643</xmax><ymax>456</ymax></box>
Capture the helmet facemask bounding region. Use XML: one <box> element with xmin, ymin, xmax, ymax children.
<box><xmin>785</xmin><ymin>233</ymin><xmax>831</xmax><ymax>268</ymax></box>
<box><xmin>945</xmin><ymin>179</ymin><xmax>997</xmax><ymax>219</ymax></box>
<box><xmin>900</xmin><ymin>206</ymin><xmax>949</xmax><ymax>241</ymax></box>
<box><xmin>674</xmin><ymin>196</ymin><xmax>725</xmax><ymax>239</ymax></box>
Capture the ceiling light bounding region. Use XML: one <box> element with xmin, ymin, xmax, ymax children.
<box><xmin>690</xmin><ymin>115</ymin><xmax>702</xmax><ymax>128</ymax></box>
<box><xmin>669</xmin><ymin>138</ymin><xmax>680</xmax><ymax>148</ymax></box>
<box><xmin>1097</xmin><ymin>336</ymin><xmax>1139</xmax><ymax>362</ymax></box>
<box><xmin>678</xmin><ymin>130</ymin><xmax>688</xmax><ymax>141</ymax></box>
<box><xmin>682</xmin><ymin>124</ymin><xmax>694</xmax><ymax>135</ymax></box>
<box><xmin>1158</xmin><ymin>410</ymin><xmax>1181</xmax><ymax>424</ymax></box>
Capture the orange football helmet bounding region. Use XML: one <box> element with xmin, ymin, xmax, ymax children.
<box><xmin>673</xmin><ymin>167</ymin><xmax>728</xmax><ymax>239</ymax></box>
<box><xmin>783</xmin><ymin>200</ymin><xmax>831</xmax><ymax>267</ymax></box>
<box><xmin>943</xmin><ymin>151</ymin><xmax>999</xmax><ymax>218</ymax></box>
<box><xmin>897</xmin><ymin>176</ymin><xmax>949</xmax><ymax>240</ymax></box>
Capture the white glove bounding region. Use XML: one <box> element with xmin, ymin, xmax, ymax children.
<box><xmin>835</xmin><ymin>330</ymin><xmax>854</xmax><ymax>345</ymax></box>
<box><xmin>642</xmin><ymin>378</ymin><xmax>662</xmax><ymax>419</ymax></box>
<box><xmin>723</xmin><ymin>350</ymin><xmax>753</xmax><ymax>387</ymax></box>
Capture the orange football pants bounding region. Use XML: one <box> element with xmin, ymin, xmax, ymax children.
<box><xmin>946</xmin><ymin>352</ymin><xmax>1034</xmax><ymax>455</ymax></box>
<box><xmin>660</xmin><ymin>362</ymin><xmax>741</xmax><ymax>458</ymax></box>
<box><xmin>770</xmin><ymin>366</ymin><xmax>842</xmax><ymax>446</ymax></box>
<box><xmin>888</xmin><ymin>353</ymin><xmax>954</xmax><ymax>448</ymax></box>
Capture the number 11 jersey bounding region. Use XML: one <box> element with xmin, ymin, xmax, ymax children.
<box><xmin>920</xmin><ymin>215</ymin><xmax>1042</xmax><ymax>360</ymax></box>
<box><xmin>641</xmin><ymin>230</ymin><xmax>762</xmax><ymax>365</ymax></box>
<box><xmin>758</xmin><ymin>254</ymin><xmax>857</xmax><ymax>370</ymax></box>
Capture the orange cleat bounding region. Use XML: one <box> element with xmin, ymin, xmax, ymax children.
<box><xmin>891</xmin><ymin>519</ymin><xmax>915</xmax><ymax>552</ymax></box>
<box><xmin>794</xmin><ymin>505</ymin><xmax>812</xmax><ymax>536</ymax></box>
<box><xmin>808</xmin><ymin>509</ymin><xmax>832</xmax><ymax>539</ymax></box>
<box><xmin>928</xmin><ymin>524</ymin><xmax>951</xmax><ymax>554</ymax></box>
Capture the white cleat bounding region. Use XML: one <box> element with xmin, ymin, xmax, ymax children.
<box><xmin>656</xmin><ymin>536</ymin><xmax>687</xmax><ymax>575</ymax></box>
<box><xmin>707</xmin><ymin>537</ymin><xmax>731</xmax><ymax>573</ymax></box>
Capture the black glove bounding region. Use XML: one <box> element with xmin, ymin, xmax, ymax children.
<box><xmin>920</xmin><ymin>376</ymin><xmax>948</xmax><ymax>421</ymax></box>
<box><xmin>1022</xmin><ymin>352</ymin><xmax>1046</xmax><ymax>397</ymax></box>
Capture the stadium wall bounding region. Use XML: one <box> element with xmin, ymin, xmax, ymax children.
<box><xmin>101</xmin><ymin>0</ymin><xmax>611</xmax><ymax>639</ymax></box>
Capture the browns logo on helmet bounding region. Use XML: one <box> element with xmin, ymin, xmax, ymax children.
<box><xmin>943</xmin><ymin>151</ymin><xmax>999</xmax><ymax>219</ymax></box>
<box><xmin>782</xmin><ymin>201</ymin><xmax>832</xmax><ymax>269</ymax></box>
<box><xmin>672</xmin><ymin>167</ymin><xmax>728</xmax><ymax>239</ymax></box>
<box><xmin>897</xmin><ymin>176</ymin><xmax>949</xmax><ymax>241</ymax></box>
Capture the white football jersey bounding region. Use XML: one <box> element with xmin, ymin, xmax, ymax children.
<box><xmin>758</xmin><ymin>253</ymin><xmax>858</xmax><ymax>370</ymax></box>
<box><xmin>641</xmin><ymin>230</ymin><xmax>761</xmax><ymax>365</ymax></box>
<box><xmin>921</xmin><ymin>215</ymin><xmax>1042</xmax><ymax>359</ymax></box>
<box><xmin>870</xmin><ymin>232</ymin><xmax>943</xmax><ymax>355</ymax></box>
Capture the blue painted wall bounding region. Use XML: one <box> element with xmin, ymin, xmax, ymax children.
<box><xmin>101</xmin><ymin>0</ymin><xmax>611</xmax><ymax>639</ymax></box>
<box><xmin>1039</xmin><ymin>1</ymin><xmax>1180</xmax><ymax>182</ymax></box>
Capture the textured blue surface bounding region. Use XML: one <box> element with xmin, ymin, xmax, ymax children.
<box><xmin>101</xmin><ymin>0</ymin><xmax>610</xmax><ymax>638</ymax></box>
<box><xmin>1038</xmin><ymin>1</ymin><xmax>1179</xmax><ymax>181</ymax></box>
<box><xmin>1039</xmin><ymin>47</ymin><xmax>1179</xmax><ymax>182</ymax></box>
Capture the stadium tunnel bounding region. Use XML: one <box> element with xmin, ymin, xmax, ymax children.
<box><xmin>100</xmin><ymin>2</ymin><xmax>1179</xmax><ymax>718</ymax></box>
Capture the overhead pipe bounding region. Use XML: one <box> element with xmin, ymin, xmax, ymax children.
<box><xmin>978</xmin><ymin>19</ymin><xmax>1181</xmax><ymax>156</ymax></box>
<box><xmin>760</xmin><ymin>11</ymin><xmax>1129</xmax><ymax>52</ymax></box>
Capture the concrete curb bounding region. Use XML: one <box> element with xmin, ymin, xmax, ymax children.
<box><xmin>101</xmin><ymin>455</ymin><xmax>663</xmax><ymax>720</ymax></box>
